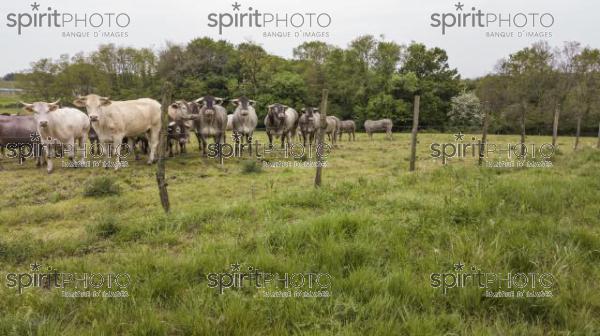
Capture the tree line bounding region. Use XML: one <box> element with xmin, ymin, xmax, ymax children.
<box><xmin>10</xmin><ymin>36</ymin><xmax>600</xmax><ymax>136</ymax></box>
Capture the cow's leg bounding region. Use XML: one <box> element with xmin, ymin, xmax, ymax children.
<box><xmin>247</xmin><ymin>133</ymin><xmax>252</xmax><ymax>155</ymax></box>
<box><xmin>267</xmin><ymin>132</ymin><xmax>273</xmax><ymax>148</ymax></box>
<box><xmin>45</xmin><ymin>142</ymin><xmax>54</xmax><ymax>174</ymax></box>
<box><xmin>168</xmin><ymin>138</ymin><xmax>174</xmax><ymax>157</ymax></box>
<box><xmin>148</xmin><ymin>127</ymin><xmax>160</xmax><ymax>164</ymax></box>
<box><xmin>280</xmin><ymin>133</ymin><xmax>285</xmax><ymax>148</ymax></box>
<box><xmin>128</xmin><ymin>137</ymin><xmax>140</xmax><ymax>161</ymax></box>
<box><xmin>67</xmin><ymin>137</ymin><xmax>76</xmax><ymax>163</ymax></box>
<box><xmin>195</xmin><ymin>131</ymin><xmax>203</xmax><ymax>153</ymax></box>
<box><xmin>200</xmin><ymin>135</ymin><xmax>208</xmax><ymax>157</ymax></box>
<box><xmin>78</xmin><ymin>134</ymin><xmax>88</xmax><ymax>165</ymax></box>
<box><xmin>113</xmin><ymin>135</ymin><xmax>125</xmax><ymax>169</ymax></box>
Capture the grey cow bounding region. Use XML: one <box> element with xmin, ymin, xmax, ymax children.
<box><xmin>298</xmin><ymin>107</ymin><xmax>321</xmax><ymax>146</ymax></box>
<box><xmin>264</xmin><ymin>103</ymin><xmax>298</xmax><ymax>148</ymax></box>
<box><xmin>325</xmin><ymin>115</ymin><xmax>340</xmax><ymax>147</ymax></box>
<box><xmin>230</xmin><ymin>96</ymin><xmax>258</xmax><ymax>154</ymax></box>
<box><xmin>364</xmin><ymin>119</ymin><xmax>393</xmax><ymax>140</ymax></box>
<box><xmin>192</xmin><ymin>96</ymin><xmax>227</xmax><ymax>156</ymax></box>
<box><xmin>338</xmin><ymin>120</ymin><xmax>356</xmax><ymax>141</ymax></box>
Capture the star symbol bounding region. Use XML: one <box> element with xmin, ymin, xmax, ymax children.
<box><xmin>454</xmin><ymin>261</ymin><xmax>465</xmax><ymax>271</ymax></box>
<box><xmin>454</xmin><ymin>132</ymin><xmax>465</xmax><ymax>141</ymax></box>
<box><xmin>455</xmin><ymin>2</ymin><xmax>464</xmax><ymax>11</ymax></box>
<box><xmin>30</xmin><ymin>262</ymin><xmax>41</xmax><ymax>272</ymax></box>
<box><xmin>230</xmin><ymin>262</ymin><xmax>241</xmax><ymax>272</ymax></box>
<box><xmin>30</xmin><ymin>2</ymin><xmax>40</xmax><ymax>11</ymax></box>
<box><xmin>232</xmin><ymin>2</ymin><xmax>241</xmax><ymax>11</ymax></box>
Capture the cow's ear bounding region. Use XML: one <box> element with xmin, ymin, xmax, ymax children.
<box><xmin>100</xmin><ymin>97</ymin><xmax>112</xmax><ymax>106</ymax></box>
<box><xmin>170</xmin><ymin>103</ymin><xmax>178</xmax><ymax>109</ymax></box>
<box><xmin>249</xmin><ymin>100</ymin><xmax>256</xmax><ymax>106</ymax></box>
<box><xmin>230</xmin><ymin>99</ymin><xmax>238</xmax><ymax>106</ymax></box>
<box><xmin>73</xmin><ymin>98</ymin><xmax>86</xmax><ymax>107</ymax></box>
<box><xmin>48</xmin><ymin>99</ymin><xmax>60</xmax><ymax>111</ymax></box>
<box><xmin>21</xmin><ymin>102</ymin><xmax>34</xmax><ymax>112</ymax></box>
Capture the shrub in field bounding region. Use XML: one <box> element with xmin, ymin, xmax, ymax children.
<box><xmin>241</xmin><ymin>160</ymin><xmax>262</xmax><ymax>174</ymax></box>
<box><xmin>82</xmin><ymin>176</ymin><xmax>121</xmax><ymax>197</ymax></box>
<box><xmin>87</xmin><ymin>215</ymin><xmax>120</xmax><ymax>239</ymax></box>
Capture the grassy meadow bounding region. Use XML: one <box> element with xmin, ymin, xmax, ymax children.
<box><xmin>0</xmin><ymin>130</ymin><xmax>598</xmax><ymax>335</ymax></box>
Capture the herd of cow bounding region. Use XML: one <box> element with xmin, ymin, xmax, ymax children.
<box><xmin>0</xmin><ymin>94</ymin><xmax>394</xmax><ymax>173</ymax></box>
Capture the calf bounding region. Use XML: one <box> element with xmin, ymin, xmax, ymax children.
<box><xmin>265</xmin><ymin>103</ymin><xmax>298</xmax><ymax>148</ymax></box>
<box><xmin>89</xmin><ymin>127</ymin><xmax>100</xmax><ymax>155</ymax></box>
<box><xmin>338</xmin><ymin>120</ymin><xmax>356</xmax><ymax>141</ymax></box>
<box><xmin>230</xmin><ymin>96</ymin><xmax>258</xmax><ymax>153</ymax></box>
<box><xmin>167</xmin><ymin>120</ymin><xmax>188</xmax><ymax>157</ymax></box>
<box><xmin>364</xmin><ymin>119</ymin><xmax>393</xmax><ymax>140</ymax></box>
<box><xmin>22</xmin><ymin>100</ymin><xmax>90</xmax><ymax>173</ymax></box>
<box><xmin>298</xmin><ymin>107</ymin><xmax>321</xmax><ymax>146</ymax></box>
<box><xmin>74</xmin><ymin>94</ymin><xmax>162</xmax><ymax>168</ymax></box>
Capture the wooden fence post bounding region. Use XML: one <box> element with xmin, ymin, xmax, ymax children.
<box><xmin>597</xmin><ymin>122</ymin><xmax>600</xmax><ymax>149</ymax></box>
<box><xmin>156</xmin><ymin>82</ymin><xmax>173</xmax><ymax>213</ymax></box>
<box><xmin>479</xmin><ymin>101</ymin><xmax>490</xmax><ymax>166</ymax></box>
<box><xmin>409</xmin><ymin>94</ymin><xmax>420</xmax><ymax>172</ymax></box>
<box><xmin>552</xmin><ymin>103</ymin><xmax>560</xmax><ymax>147</ymax></box>
<box><xmin>315</xmin><ymin>89</ymin><xmax>328</xmax><ymax>187</ymax></box>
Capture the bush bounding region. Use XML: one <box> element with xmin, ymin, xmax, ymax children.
<box><xmin>241</xmin><ymin>160</ymin><xmax>262</xmax><ymax>174</ymax></box>
<box><xmin>83</xmin><ymin>176</ymin><xmax>121</xmax><ymax>197</ymax></box>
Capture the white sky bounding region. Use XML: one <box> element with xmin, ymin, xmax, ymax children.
<box><xmin>0</xmin><ymin>0</ymin><xmax>597</xmax><ymax>78</ymax></box>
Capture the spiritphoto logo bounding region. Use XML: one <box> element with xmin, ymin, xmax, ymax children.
<box><xmin>430</xmin><ymin>132</ymin><xmax>555</xmax><ymax>168</ymax></box>
<box><xmin>206</xmin><ymin>262</ymin><xmax>332</xmax><ymax>298</ymax></box>
<box><xmin>430</xmin><ymin>261</ymin><xmax>555</xmax><ymax>298</ymax></box>
<box><xmin>207</xmin><ymin>133</ymin><xmax>332</xmax><ymax>162</ymax></box>
<box><xmin>207</xmin><ymin>2</ymin><xmax>332</xmax><ymax>38</ymax></box>
<box><xmin>5</xmin><ymin>2</ymin><xmax>131</xmax><ymax>37</ymax></box>
<box><xmin>4</xmin><ymin>133</ymin><xmax>133</xmax><ymax>169</ymax></box>
<box><xmin>5</xmin><ymin>262</ymin><xmax>130</xmax><ymax>298</ymax></box>
<box><xmin>430</xmin><ymin>2</ymin><xmax>555</xmax><ymax>38</ymax></box>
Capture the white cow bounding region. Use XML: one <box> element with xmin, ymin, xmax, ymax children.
<box><xmin>73</xmin><ymin>94</ymin><xmax>161</xmax><ymax>168</ymax></box>
<box><xmin>21</xmin><ymin>100</ymin><xmax>90</xmax><ymax>173</ymax></box>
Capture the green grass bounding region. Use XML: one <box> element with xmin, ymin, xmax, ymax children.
<box><xmin>0</xmin><ymin>132</ymin><xmax>598</xmax><ymax>335</ymax></box>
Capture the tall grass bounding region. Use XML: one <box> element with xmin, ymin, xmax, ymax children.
<box><xmin>0</xmin><ymin>133</ymin><xmax>597</xmax><ymax>335</ymax></box>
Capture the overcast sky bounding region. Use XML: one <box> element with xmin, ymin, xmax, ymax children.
<box><xmin>0</xmin><ymin>0</ymin><xmax>597</xmax><ymax>78</ymax></box>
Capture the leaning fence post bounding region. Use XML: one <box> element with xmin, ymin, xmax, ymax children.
<box><xmin>156</xmin><ymin>82</ymin><xmax>173</xmax><ymax>213</ymax></box>
<box><xmin>479</xmin><ymin>101</ymin><xmax>490</xmax><ymax>166</ymax></box>
<box><xmin>315</xmin><ymin>89</ymin><xmax>328</xmax><ymax>187</ymax></box>
<box><xmin>409</xmin><ymin>94</ymin><xmax>420</xmax><ymax>172</ymax></box>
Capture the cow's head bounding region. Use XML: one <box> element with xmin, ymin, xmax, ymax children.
<box><xmin>169</xmin><ymin>100</ymin><xmax>189</xmax><ymax>120</ymax></box>
<box><xmin>21</xmin><ymin>100</ymin><xmax>61</xmax><ymax>129</ymax></box>
<box><xmin>301</xmin><ymin>107</ymin><xmax>319</xmax><ymax>122</ymax></box>
<box><xmin>230</xmin><ymin>96</ymin><xmax>256</xmax><ymax>117</ymax></box>
<box><xmin>194</xmin><ymin>96</ymin><xmax>223</xmax><ymax>118</ymax></box>
<box><xmin>73</xmin><ymin>94</ymin><xmax>111</xmax><ymax>123</ymax></box>
<box><xmin>268</xmin><ymin>103</ymin><xmax>287</xmax><ymax>121</ymax></box>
